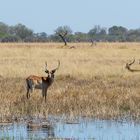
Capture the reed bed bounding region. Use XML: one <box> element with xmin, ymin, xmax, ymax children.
<box><xmin>0</xmin><ymin>42</ymin><xmax>140</xmax><ymax>121</ymax></box>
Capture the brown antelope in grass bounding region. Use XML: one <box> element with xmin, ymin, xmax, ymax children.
<box><xmin>125</xmin><ymin>58</ymin><xmax>140</xmax><ymax>72</ymax></box>
<box><xmin>26</xmin><ymin>60</ymin><xmax>60</xmax><ymax>102</ymax></box>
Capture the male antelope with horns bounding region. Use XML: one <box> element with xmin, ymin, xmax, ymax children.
<box><xmin>26</xmin><ymin>60</ymin><xmax>60</xmax><ymax>102</ymax></box>
<box><xmin>125</xmin><ymin>58</ymin><xmax>140</xmax><ymax>72</ymax></box>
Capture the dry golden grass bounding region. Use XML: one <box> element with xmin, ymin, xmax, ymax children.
<box><xmin>0</xmin><ymin>42</ymin><xmax>140</xmax><ymax>121</ymax></box>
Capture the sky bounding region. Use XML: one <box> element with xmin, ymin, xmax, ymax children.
<box><xmin>0</xmin><ymin>0</ymin><xmax>140</xmax><ymax>34</ymax></box>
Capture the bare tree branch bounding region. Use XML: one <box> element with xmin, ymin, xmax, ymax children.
<box><xmin>58</xmin><ymin>33</ymin><xmax>67</xmax><ymax>46</ymax></box>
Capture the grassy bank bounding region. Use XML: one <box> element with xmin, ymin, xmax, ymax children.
<box><xmin>0</xmin><ymin>43</ymin><xmax>140</xmax><ymax>121</ymax></box>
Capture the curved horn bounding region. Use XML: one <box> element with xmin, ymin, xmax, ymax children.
<box><xmin>45</xmin><ymin>61</ymin><xmax>49</xmax><ymax>73</ymax></box>
<box><xmin>128</xmin><ymin>59</ymin><xmax>135</xmax><ymax>66</ymax></box>
<box><xmin>55</xmin><ymin>60</ymin><xmax>60</xmax><ymax>70</ymax></box>
<box><xmin>52</xmin><ymin>60</ymin><xmax>60</xmax><ymax>72</ymax></box>
<box><xmin>45</xmin><ymin>61</ymin><xmax>47</xmax><ymax>68</ymax></box>
<box><xmin>125</xmin><ymin>58</ymin><xmax>135</xmax><ymax>71</ymax></box>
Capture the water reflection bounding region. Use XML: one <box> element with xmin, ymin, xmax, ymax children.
<box><xmin>0</xmin><ymin>119</ymin><xmax>140</xmax><ymax>140</ymax></box>
<box><xmin>27</xmin><ymin>123</ymin><xmax>55</xmax><ymax>138</ymax></box>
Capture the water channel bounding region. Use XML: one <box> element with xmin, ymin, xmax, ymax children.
<box><xmin>0</xmin><ymin>117</ymin><xmax>140</xmax><ymax>140</ymax></box>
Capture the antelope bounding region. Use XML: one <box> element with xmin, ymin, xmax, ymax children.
<box><xmin>125</xmin><ymin>58</ymin><xmax>140</xmax><ymax>72</ymax></box>
<box><xmin>26</xmin><ymin>60</ymin><xmax>60</xmax><ymax>102</ymax></box>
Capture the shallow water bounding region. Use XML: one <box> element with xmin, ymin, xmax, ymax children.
<box><xmin>0</xmin><ymin>118</ymin><xmax>140</xmax><ymax>140</ymax></box>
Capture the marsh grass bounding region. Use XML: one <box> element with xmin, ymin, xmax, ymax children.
<box><xmin>0</xmin><ymin>42</ymin><xmax>140</xmax><ymax>121</ymax></box>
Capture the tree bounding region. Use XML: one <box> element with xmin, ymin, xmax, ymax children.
<box><xmin>127</xmin><ymin>29</ymin><xmax>140</xmax><ymax>41</ymax></box>
<box><xmin>55</xmin><ymin>26</ymin><xmax>72</xmax><ymax>45</ymax></box>
<box><xmin>88</xmin><ymin>25</ymin><xmax>106</xmax><ymax>35</ymax></box>
<box><xmin>1</xmin><ymin>35</ymin><xmax>20</xmax><ymax>42</ymax></box>
<box><xmin>32</xmin><ymin>32</ymin><xmax>48</xmax><ymax>42</ymax></box>
<box><xmin>108</xmin><ymin>26</ymin><xmax>127</xmax><ymax>36</ymax></box>
<box><xmin>0</xmin><ymin>22</ymin><xmax>9</xmax><ymax>38</ymax></box>
<box><xmin>108</xmin><ymin>26</ymin><xmax>128</xmax><ymax>41</ymax></box>
<box><xmin>12</xmin><ymin>24</ymin><xmax>33</xmax><ymax>41</ymax></box>
<box><xmin>74</xmin><ymin>32</ymin><xmax>88</xmax><ymax>42</ymax></box>
<box><xmin>88</xmin><ymin>25</ymin><xmax>107</xmax><ymax>42</ymax></box>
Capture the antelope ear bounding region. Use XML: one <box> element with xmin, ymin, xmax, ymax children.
<box><xmin>45</xmin><ymin>70</ymin><xmax>49</xmax><ymax>74</ymax></box>
<box><xmin>51</xmin><ymin>69</ymin><xmax>56</xmax><ymax>74</ymax></box>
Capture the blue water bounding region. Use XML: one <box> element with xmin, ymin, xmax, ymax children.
<box><xmin>0</xmin><ymin>119</ymin><xmax>140</xmax><ymax>140</ymax></box>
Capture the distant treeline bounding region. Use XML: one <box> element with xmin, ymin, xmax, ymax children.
<box><xmin>0</xmin><ymin>22</ymin><xmax>140</xmax><ymax>43</ymax></box>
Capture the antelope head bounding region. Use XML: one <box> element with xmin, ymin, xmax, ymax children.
<box><xmin>45</xmin><ymin>60</ymin><xmax>60</xmax><ymax>79</ymax></box>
